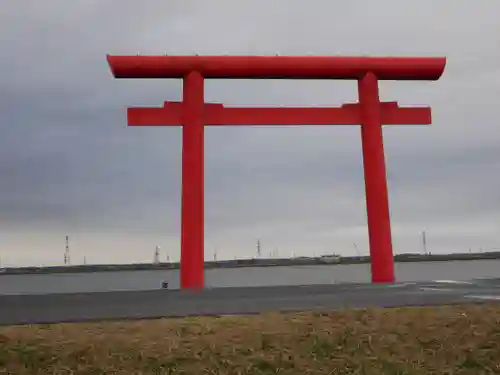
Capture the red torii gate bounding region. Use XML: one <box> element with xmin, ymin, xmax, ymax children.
<box><xmin>107</xmin><ymin>55</ymin><xmax>446</xmax><ymax>290</ymax></box>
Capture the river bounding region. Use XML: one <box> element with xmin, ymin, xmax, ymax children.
<box><xmin>0</xmin><ymin>259</ymin><xmax>498</xmax><ymax>295</ymax></box>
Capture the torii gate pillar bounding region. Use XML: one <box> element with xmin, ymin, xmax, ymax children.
<box><xmin>107</xmin><ymin>55</ymin><xmax>446</xmax><ymax>289</ymax></box>
<box><xmin>358</xmin><ymin>72</ymin><xmax>393</xmax><ymax>282</ymax></box>
<box><xmin>181</xmin><ymin>71</ymin><xmax>205</xmax><ymax>289</ymax></box>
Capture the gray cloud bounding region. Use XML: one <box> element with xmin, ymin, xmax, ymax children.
<box><xmin>0</xmin><ymin>0</ymin><xmax>499</xmax><ymax>265</ymax></box>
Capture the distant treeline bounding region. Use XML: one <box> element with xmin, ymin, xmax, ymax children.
<box><xmin>1</xmin><ymin>251</ymin><xmax>499</xmax><ymax>276</ymax></box>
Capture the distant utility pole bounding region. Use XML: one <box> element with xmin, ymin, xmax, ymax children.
<box><xmin>353</xmin><ymin>243</ymin><xmax>360</xmax><ymax>256</ymax></box>
<box><xmin>256</xmin><ymin>239</ymin><xmax>261</xmax><ymax>258</ymax></box>
<box><xmin>83</xmin><ymin>256</ymin><xmax>87</xmax><ymax>265</ymax></box>
<box><xmin>64</xmin><ymin>236</ymin><xmax>71</xmax><ymax>265</ymax></box>
<box><xmin>153</xmin><ymin>246</ymin><xmax>160</xmax><ymax>264</ymax></box>
<box><xmin>421</xmin><ymin>231</ymin><xmax>427</xmax><ymax>255</ymax></box>
<box><xmin>213</xmin><ymin>248</ymin><xmax>217</xmax><ymax>262</ymax></box>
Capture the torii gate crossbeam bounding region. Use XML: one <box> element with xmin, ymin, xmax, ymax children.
<box><xmin>107</xmin><ymin>55</ymin><xmax>446</xmax><ymax>290</ymax></box>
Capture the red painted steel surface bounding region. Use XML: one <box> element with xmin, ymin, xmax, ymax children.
<box><xmin>127</xmin><ymin>101</ymin><xmax>432</xmax><ymax>126</ymax></box>
<box><xmin>358</xmin><ymin>72</ymin><xmax>395</xmax><ymax>283</ymax></box>
<box><xmin>107</xmin><ymin>54</ymin><xmax>445</xmax><ymax>289</ymax></box>
<box><xmin>180</xmin><ymin>71</ymin><xmax>205</xmax><ymax>290</ymax></box>
<box><xmin>107</xmin><ymin>55</ymin><xmax>446</xmax><ymax>81</ymax></box>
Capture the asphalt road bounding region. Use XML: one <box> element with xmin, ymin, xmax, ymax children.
<box><xmin>1</xmin><ymin>279</ymin><xmax>500</xmax><ymax>326</ymax></box>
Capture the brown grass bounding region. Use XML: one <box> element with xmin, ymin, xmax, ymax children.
<box><xmin>1</xmin><ymin>303</ymin><xmax>500</xmax><ymax>374</ymax></box>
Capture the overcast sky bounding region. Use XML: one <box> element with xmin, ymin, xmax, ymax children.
<box><xmin>0</xmin><ymin>0</ymin><xmax>499</xmax><ymax>267</ymax></box>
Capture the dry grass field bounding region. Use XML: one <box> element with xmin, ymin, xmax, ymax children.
<box><xmin>1</xmin><ymin>303</ymin><xmax>499</xmax><ymax>374</ymax></box>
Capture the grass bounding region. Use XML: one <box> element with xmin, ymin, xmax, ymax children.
<box><xmin>1</xmin><ymin>304</ymin><xmax>500</xmax><ymax>374</ymax></box>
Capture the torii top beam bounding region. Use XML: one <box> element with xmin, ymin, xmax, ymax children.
<box><xmin>107</xmin><ymin>55</ymin><xmax>446</xmax><ymax>81</ymax></box>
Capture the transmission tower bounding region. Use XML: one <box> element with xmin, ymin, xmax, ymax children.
<box><xmin>64</xmin><ymin>236</ymin><xmax>71</xmax><ymax>265</ymax></box>
<box><xmin>257</xmin><ymin>239</ymin><xmax>261</xmax><ymax>258</ymax></box>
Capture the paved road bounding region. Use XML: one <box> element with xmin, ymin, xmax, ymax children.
<box><xmin>1</xmin><ymin>279</ymin><xmax>500</xmax><ymax>326</ymax></box>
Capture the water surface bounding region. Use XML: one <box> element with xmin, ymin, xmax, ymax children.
<box><xmin>0</xmin><ymin>259</ymin><xmax>498</xmax><ymax>295</ymax></box>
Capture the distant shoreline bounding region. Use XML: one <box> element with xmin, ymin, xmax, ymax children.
<box><xmin>1</xmin><ymin>251</ymin><xmax>499</xmax><ymax>276</ymax></box>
